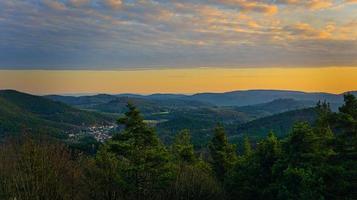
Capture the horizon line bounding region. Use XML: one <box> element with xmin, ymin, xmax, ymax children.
<box><xmin>1</xmin><ymin>88</ymin><xmax>356</xmax><ymax>96</ymax></box>
<box><xmin>1</xmin><ymin>65</ymin><xmax>357</xmax><ymax>71</ymax></box>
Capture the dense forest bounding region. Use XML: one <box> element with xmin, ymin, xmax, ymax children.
<box><xmin>0</xmin><ymin>94</ymin><xmax>356</xmax><ymax>200</ymax></box>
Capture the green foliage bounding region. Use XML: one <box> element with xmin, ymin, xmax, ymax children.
<box><xmin>0</xmin><ymin>137</ymin><xmax>85</xmax><ymax>200</ymax></box>
<box><xmin>169</xmin><ymin>164</ymin><xmax>224</xmax><ymax>200</ymax></box>
<box><xmin>339</xmin><ymin>94</ymin><xmax>357</xmax><ymax>118</ymax></box>
<box><xmin>233</xmin><ymin>108</ymin><xmax>317</xmax><ymax>140</ymax></box>
<box><xmin>243</xmin><ymin>136</ymin><xmax>252</xmax><ymax>157</ymax></box>
<box><xmin>83</xmin><ymin>145</ymin><xmax>125</xmax><ymax>200</ymax></box>
<box><xmin>1</xmin><ymin>95</ymin><xmax>357</xmax><ymax>200</ymax></box>
<box><xmin>107</xmin><ymin>103</ymin><xmax>174</xmax><ymax>199</ymax></box>
<box><xmin>283</xmin><ymin>122</ymin><xmax>320</xmax><ymax>165</ymax></box>
<box><xmin>209</xmin><ymin>124</ymin><xmax>237</xmax><ymax>180</ymax></box>
<box><xmin>328</xmin><ymin>94</ymin><xmax>357</xmax><ymax>199</ymax></box>
<box><xmin>171</xmin><ymin>129</ymin><xmax>196</xmax><ymax>164</ymax></box>
<box><xmin>226</xmin><ymin>132</ymin><xmax>281</xmax><ymax>200</ymax></box>
<box><xmin>0</xmin><ymin>90</ymin><xmax>114</xmax><ymax>140</ymax></box>
<box><xmin>276</xmin><ymin>167</ymin><xmax>324</xmax><ymax>200</ymax></box>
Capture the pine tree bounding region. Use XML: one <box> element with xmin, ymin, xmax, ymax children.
<box><xmin>283</xmin><ymin>122</ymin><xmax>319</xmax><ymax>166</ymax></box>
<box><xmin>208</xmin><ymin>124</ymin><xmax>237</xmax><ymax>181</ymax></box>
<box><xmin>330</xmin><ymin>94</ymin><xmax>357</xmax><ymax>199</ymax></box>
<box><xmin>107</xmin><ymin>103</ymin><xmax>173</xmax><ymax>199</ymax></box>
<box><xmin>83</xmin><ymin>145</ymin><xmax>124</xmax><ymax>200</ymax></box>
<box><xmin>171</xmin><ymin>129</ymin><xmax>196</xmax><ymax>164</ymax></box>
<box><xmin>243</xmin><ymin>136</ymin><xmax>252</xmax><ymax>157</ymax></box>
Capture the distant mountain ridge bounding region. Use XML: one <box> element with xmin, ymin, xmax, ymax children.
<box><xmin>234</xmin><ymin>98</ymin><xmax>316</xmax><ymax>118</ymax></box>
<box><xmin>46</xmin><ymin>89</ymin><xmax>356</xmax><ymax>107</ymax></box>
<box><xmin>185</xmin><ymin>90</ymin><xmax>351</xmax><ymax>106</ymax></box>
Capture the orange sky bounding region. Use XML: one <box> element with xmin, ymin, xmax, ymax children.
<box><xmin>1</xmin><ymin>67</ymin><xmax>357</xmax><ymax>95</ymax></box>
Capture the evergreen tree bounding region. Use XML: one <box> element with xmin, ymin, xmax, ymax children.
<box><xmin>275</xmin><ymin>122</ymin><xmax>336</xmax><ymax>200</ymax></box>
<box><xmin>283</xmin><ymin>122</ymin><xmax>320</xmax><ymax>166</ymax></box>
<box><xmin>339</xmin><ymin>94</ymin><xmax>357</xmax><ymax>119</ymax></box>
<box><xmin>83</xmin><ymin>145</ymin><xmax>125</xmax><ymax>200</ymax></box>
<box><xmin>315</xmin><ymin>101</ymin><xmax>333</xmax><ymax>135</ymax></box>
<box><xmin>107</xmin><ymin>103</ymin><xmax>173</xmax><ymax>199</ymax></box>
<box><xmin>171</xmin><ymin>129</ymin><xmax>196</xmax><ymax>164</ymax></box>
<box><xmin>329</xmin><ymin>94</ymin><xmax>357</xmax><ymax>199</ymax></box>
<box><xmin>335</xmin><ymin>94</ymin><xmax>357</xmax><ymax>151</ymax></box>
<box><xmin>228</xmin><ymin>132</ymin><xmax>281</xmax><ymax>200</ymax></box>
<box><xmin>277</xmin><ymin>167</ymin><xmax>324</xmax><ymax>200</ymax></box>
<box><xmin>208</xmin><ymin>124</ymin><xmax>237</xmax><ymax>181</ymax></box>
<box><xmin>169</xmin><ymin>129</ymin><xmax>224</xmax><ymax>200</ymax></box>
<box><xmin>243</xmin><ymin>136</ymin><xmax>252</xmax><ymax>157</ymax></box>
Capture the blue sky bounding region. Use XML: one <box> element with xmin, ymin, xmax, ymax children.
<box><xmin>0</xmin><ymin>0</ymin><xmax>356</xmax><ymax>69</ymax></box>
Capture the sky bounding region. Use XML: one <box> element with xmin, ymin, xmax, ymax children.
<box><xmin>1</xmin><ymin>67</ymin><xmax>357</xmax><ymax>94</ymax></box>
<box><xmin>0</xmin><ymin>0</ymin><xmax>357</xmax><ymax>94</ymax></box>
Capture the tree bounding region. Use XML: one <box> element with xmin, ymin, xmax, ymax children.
<box><xmin>107</xmin><ymin>103</ymin><xmax>174</xmax><ymax>199</ymax></box>
<box><xmin>315</xmin><ymin>101</ymin><xmax>333</xmax><ymax>134</ymax></box>
<box><xmin>208</xmin><ymin>124</ymin><xmax>237</xmax><ymax>181</ymax></box>
<box><xmin>83</xmin><ymin>145</ymin><xmax>125</xmax><ymax>200</ymax></box>
<box><xmin>328</xmin><ymin>94</ymin><xmax>357</xmax><ymax>199</ymax></box>
<box><xmin>276</xmin><ymin>167</ymin><xmax>324</xmax><ymax>200</ymax></box>
<box><xmin>283</xmin><ymin>122</ymin><xmax>320</xmax><ymax>166</ymax></box>
<box><xmin>335</xmin><ymin>94</ymin><xmax>357</xmax><ymax>150</ymax></box>
<box><xmin>243</xmin><ymin>136</ymin><xmax>252</xmax><ymax>157</ymax></box>
<box><xmin>255</xmin><ymin>132</ymin><xmax>281</xmax><ymax>193</ymax></box>
<box><xmin>169</xmin><ymin>163</ymin><xmax>224</xmax><ymax>200</ymax></box>
<box><xmin>169</xmin><ymin>130</ymin><xmax>224</xmax><ymax>200</ymax></box>
<box><xmin>339</xmin><ymin>94</ymin><xmax>357</xmax><ymax>119</ymax></box>
<box><xmin>171</xmin><ymin>129</ymin><xmax>196</xmax><ymax>164</ymax></box>
<box><xmin>0</xmin><ymin>136</ymin><xmax>85</xmax><ymax>200</ymax></box>
<box><xmin>226</xmin><ymin>132</ymin><xmax>281</xmax><ymax>200</ymax></box>
<box><xmin>274</xmin><ymin>122</ymin><xmax>336</xmax><ymax>200</ymax></box>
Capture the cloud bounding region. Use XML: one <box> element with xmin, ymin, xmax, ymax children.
<box><xmin>275</xmin><ymin>0</ymin><xmax>334</xmax><ymax>10</ymax></box>
<box><xmin>0</xmin><ymin>0</ymin><xmax>356</xmax><ymax>68</ymax></box>
<box><xmin>218</xmin><ymin>0</ymin><xmax>278</xmax><ymax>14</ymax></box>
<box><xmin>43</xmin><ymin>0</ymin><xmax>66</xmax><ymax>11</ymax></box>
<box><xmin>68</xmin><ymin>0</ymin><xmax>90</xmax><ymax>7</ymax></box>
<box><xmin>284</xmin><ymin>22</ymin><xmax>332</xmax><ymax>39</ymax></box>
<box><xmin>104</xmin><ymin>0</ymin><xmax>123</xmax><ymax>9</ymax></box>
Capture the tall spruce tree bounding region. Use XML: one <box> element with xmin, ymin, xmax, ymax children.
<box><xmin>243</xmin><ymin>136</ymin><xmax>252</xmax><ymax>157</ymax></box>
<box><xmin>208</xmin><ymin>124</ymin><xmax>237</xmax><ymax>181</ymax></box>
<box><xmin>331</xmin><ymin>94</ymin><xmax>357</xmax><ymax>199</ymax></box>
<box><xmin>171</xmin><ymin>129</ymin><xmax>196</xmax><ymax>164</ymax></box>
<box><xmin>107</xmin><ymin>103</ymin><xmax>173</xmax><ymax>199</ymax></box>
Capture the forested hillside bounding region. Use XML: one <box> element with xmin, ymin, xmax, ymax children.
<box><xmin>230</xmin><ymin>108</ymin><xmax>318</xmax><ymax>140</ymax></box>
<box><xmin>45</xmin><ymin>91</ymin><xmax>324</xmax><ymax>145</ymax></box>
<box><xmin>0</xmin><ymin>94</ymin><xmax>356</xmax><ymax>200</ymax></box>
<box><xmin>0</xmin><ymin>90</ymin><xmax>321</xmax><ymax>146</ymax></box>
<box><xmin>0</xmin><ymin>90</ymin><xmax>114</xmax><ymax>138</ymax></box>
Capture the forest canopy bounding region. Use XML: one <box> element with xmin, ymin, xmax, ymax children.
<box><xmin>0</xmin><ymin>94</ymin><xmax>356</xmax><ymax>200</ymax></box>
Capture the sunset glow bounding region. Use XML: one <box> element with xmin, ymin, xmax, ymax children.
<box><xmin>1</xmin><ymin>67</ymin><xmax>356</xmax><ymax>94</ymax></box>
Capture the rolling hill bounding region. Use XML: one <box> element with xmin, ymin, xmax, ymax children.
<box><xmin>185</xmin><ymin>90</ymin><xmax>347</xmax><ymax>106</ymax></box>
<box><xmin>44</xmin><ymin>91</ymin><xmax>328</xmax><ymax>145</ymax></box>
<box><xmin>1</xmin><ymin>90</ymin><xmax>332</xmax><ymax>147</ymax></box>
<box><xmin>233</xmin><ymin>98</ymin><xmax>316</xmax><ymax>118</ymax></box>
<box><xmin>228</xmin><ymin>108</ymin><xmax>318</xmax><ymax>142</ymax></box>
<box><xmin>47</xmin><ymin>89</ymin><xmax>355</xmax><ymax>108</ymax></box>
<box><xmin>0</xmin><ymin>90</ymin><xmax>115</xmax><ymax>138</ymax></box>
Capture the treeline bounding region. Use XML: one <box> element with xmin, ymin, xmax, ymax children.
<box><xmin>1</xmin><ymin>95</ymin><xmax>356</xmax><ymax>200</ymax></box>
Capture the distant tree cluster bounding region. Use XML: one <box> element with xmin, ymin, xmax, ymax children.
<box><xmin>1</xmin><ymin>95</ymin><xmax>356</xmax><ymax>200</ymax></box>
